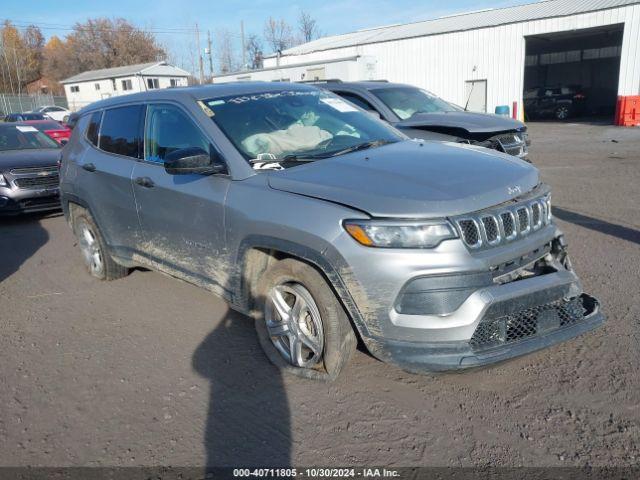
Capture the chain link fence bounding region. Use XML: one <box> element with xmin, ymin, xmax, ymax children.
<box><xmin>0</xmin><ymin>93</ymin><xmax>68</xmax><ymax>117</ymax></box>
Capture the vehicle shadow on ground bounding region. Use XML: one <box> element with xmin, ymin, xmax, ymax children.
<box><xmin>553</xmin><ymin>206</ymin><xmax>640</xmax><ymax>245</ymax></box>
<box><xmin>192</xmin><ymin>306</ymin><xmax>291</xmax><ymax>468</ymax></box>
<box><xmin>0</xmin><ymin>212</ymin><xmax>52</xmax><ymax>283</ymax></box>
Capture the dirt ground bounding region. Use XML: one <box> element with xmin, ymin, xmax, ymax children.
<box><xmin>0</xmin><ymin>122</ymin><xmax>639</xmax><ymax>468</ymax></box>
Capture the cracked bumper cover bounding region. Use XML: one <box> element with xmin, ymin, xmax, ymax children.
<box><xmin>355</xmin><ymin>265</ymin><xmax>604</xmax><ymax>372</ymax></box>
<box><xmin>377</xmin><ymin>293</ymin><xmax>603</xmax><ymax>373</ymax></box>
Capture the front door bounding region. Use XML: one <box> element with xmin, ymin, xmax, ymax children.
<box><xmin>132</xmin><ymin>102</ymin><xmax>231</xmax><ymax>294</ymax></box>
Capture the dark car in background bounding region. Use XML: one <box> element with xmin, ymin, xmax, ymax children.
<box><xmin>0</xmin><ymin>123</ymin><xmax>61</xmax><ymax>215</ymax></box>
<box><xmin>4</xmin><ymin>112</ymin><xmax>48</xmax><ymax>122</ymax></box>
<box><xmin>523</xmin><ymin>86</ymin><xmax>586</xmax><ymax>120</ymax></box>
<box><xmin>316</xmin><ymin>80</ymin><xmax>530</xmax><ymax>160</ymax></box>
<box><xmin>24</xmin><ymin>120</ymin><xmax>72</xmax><ymax>145</ymax></box>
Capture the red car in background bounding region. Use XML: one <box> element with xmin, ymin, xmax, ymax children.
<box><xmin>22</xmin><ymin>120</ymin><xmax>71</xmax><ymax>145</ymax></box>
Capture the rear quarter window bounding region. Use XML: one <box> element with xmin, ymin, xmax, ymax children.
<box><xmin>99</xmin><ymin>105</ymin><xmax>144</xmax><ymax>158</ymax></box>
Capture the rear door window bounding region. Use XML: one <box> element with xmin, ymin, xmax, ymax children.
<box><xmin>86</xmin><ymin>111</ymin><xmax>102</xmax><ymax>147</ymax></box>
<box><xmin>99</xmin><ymin>105</ymin><xmax>144</xmax><ymax>158</ymax></box>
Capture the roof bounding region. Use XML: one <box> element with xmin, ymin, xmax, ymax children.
<box><xmin>61</xmin><ymin>61</ymin><xmax>189</xmax><ymax>84</ymax></box>
<box><xmin>269</xmin><ymin>0</ymin><xmax>640</xmax><ymax>57</ymax></box>
<box><xmin>75</xmin><ymin>81</ymin><xmax>318</xmax><ymax>114</ymax></box>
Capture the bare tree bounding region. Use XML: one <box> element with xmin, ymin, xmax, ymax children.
<box><xmin>263</xmin><ymin>17</ymin><xmax>293</xmax><ymax>54</ymax></box>
<box><xmin>215</xmin><ymin>28</ymin><xmax>240</xmax><ymax>74</ymax></box>
<box><xmin>297</xmin><ymin>9</ymin><xmax>320</xmax><ymax>43</ymax></box>
<box><xmin>245</xmin><ymin>34</ymin><xmax>263</xmax><ymax>70</ymax></box>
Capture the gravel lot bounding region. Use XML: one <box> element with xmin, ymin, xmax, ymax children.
<box><xmin>1</xmin><ymin>122</ymin><xmax>639</xmax><ymax>468</ymax></box>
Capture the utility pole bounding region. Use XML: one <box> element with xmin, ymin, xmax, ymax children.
<box><xmin>240</xmin><ymin>20</ymin><xmax>246</xmax><ymax>70</ymax></box>
<box><xmin>195</xmin><ymin>22</ymin><xmax>204</xmax><ymax>84</ymax></box>
<box><xmin>206</xmin><ymin>30</ymin><xmax>214</xmax><ymax>80</ymax></box>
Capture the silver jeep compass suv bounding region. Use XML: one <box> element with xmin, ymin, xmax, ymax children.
<box><xmin>59</xmin><ymin>82</ymin><xmax>603</xmax><ymax>380</ymax></box>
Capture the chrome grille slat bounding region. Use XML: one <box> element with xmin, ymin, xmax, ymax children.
<box><xmin>500</xmin><ymin>211</ymin><xmax>517</xmax><ymax>241</ymax></box>
<box><xmin>481</xmin><ymin>215</ymin><xmax>500</xmax><ymax>245</ymax></box>
<box><xmin>457</xmin><ymin>219</ymin><xmax>481</xmax><ymax>248</ymax></box>
<box><xmin>516</xmin><ymin>207</ymin><xmax>530</xmax><ymax>234</ymax></box>
<box><xmin>10</xmin><ymin>166</ymin><xmax>58</xmax><ymax>175</ymax></box>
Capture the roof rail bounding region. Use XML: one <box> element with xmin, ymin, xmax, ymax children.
<box><xmin>296</xmin><ymin>79</ymin><xmax>343</xmax><ymax>84</ymax></box>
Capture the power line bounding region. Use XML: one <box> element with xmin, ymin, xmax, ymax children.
<box><xmin>1</xmin><ymin>19</ymin><xmax>247</xmax><ymax>38</ymax></box>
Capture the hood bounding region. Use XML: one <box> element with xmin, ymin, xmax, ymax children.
<box><xmin>0</xmin><ymin>148</ymin><xmax>61</xmax><ymax>171</ymax></box>
<box><xmin>396</xmin><ymin>111</ymin><xmax>525</xmax><ymax>134</ymax></box>
<box><xmin>267</xmin><ymin>140</ymin><xmax>538</xmax><ymax>218</ymax></box>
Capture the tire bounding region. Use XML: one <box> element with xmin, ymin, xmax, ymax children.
<box><xmin>255</xmin><ymin>258</ymin><xmax>357</xmax><ymax>381</ymax></box>
<box><xmin>555</xmin><ymin>105</ymin><xmax>571</xmax><ymax>121</ymax></box>
<box><xmin>73</xmin><ymin>210</ymin><xmax>129</xmax><ymax>281</ymax></box>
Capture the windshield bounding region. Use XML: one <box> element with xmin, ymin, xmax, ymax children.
<box><xmin>204</xmin><ymin>89</ymin><xmax>402</xmax><ymax>166</ymax></box>
<box><xmin>372</xmin><ymin>87</ymin><xmax>459</xmax><ymax>120</ymax></box>
<box><xmin>0</xmin><ymin>125</ymin><xmax>60</xmax><ymax>151</ymax></box>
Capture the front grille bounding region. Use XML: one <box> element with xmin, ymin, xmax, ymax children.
<box><xmin>453</xmin><ymin>188</ymin><xmax>551</xmax><ymax>250</ymax></box>
<box><xmin>458</xmin><ymin>219</ymin><xmax>480</xmax><ymax>247</ymax></box>
<box><xmin>494</xmin><ymin>133</ymin><xmax>526</xmax><ymax>157</ymax></box>
<box><xmin>470</xmin><ymin>296</ymin><xmax>587</xmax><ymax>351</ymax></box>
<box><xmin>14</xmin><ymin>175</ymin><xmax>59</xmax><ymax>189</ymax></box>
<box><xmin>481</xmin><ymin>216</ymin><xmax>499</xmax><ymax>244</ymax></box>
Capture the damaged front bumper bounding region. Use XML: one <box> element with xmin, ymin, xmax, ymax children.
<box><xmin>377</xmin><ymin>292</ymin><xmax>603</xmax><ymax>373</ymax></box>
<box><xmin>335</xmin><ymin>227</ymin><xmax>604</xmax><ymax>373</ymax></box>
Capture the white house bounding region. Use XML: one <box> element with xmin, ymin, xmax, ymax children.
<box><xmin>61</xmin><ymin>61</ymin><xmax>190</xmax><ymax>111</ymax></box>
<box><xmin>213</xmin><ymin>0</ymin><xmax>640</xmax><ymax>120</ymax></box>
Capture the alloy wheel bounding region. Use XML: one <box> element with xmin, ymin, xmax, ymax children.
<box><xmin>556</xmin><ymin>106</ymin><xmax>570</xmax><ymax>120</ymax></box>
<box><xmin>78</xmin><ymin>221</ymin><xmax>104</xmax><ymax>277</ymax></box>
<box><xmin>265</xmin><ymin>282</ymin><xmax>324</xmax><ymax>368</ymax></box>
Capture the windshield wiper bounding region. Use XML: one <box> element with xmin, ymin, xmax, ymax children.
<box><xmin>327</xmin><ymin>139</ymin><xmax>395</xmax><ymax>157</ymax></box>
<box><xmin>278</xmin><ymin>152</ymin><xmax>335</xmax><ymax>162</ymax></box>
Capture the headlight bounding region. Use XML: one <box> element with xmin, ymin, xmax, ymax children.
<box><xmin>344</xmin><ymin>219</ymin><xmax>457</xmax><ymax>248</ymax></box>
<box><xmin>0</xmin><ymin>174</ymin><xmax>7</xmax><ymax>187</ymax></box>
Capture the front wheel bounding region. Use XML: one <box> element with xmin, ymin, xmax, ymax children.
<box><xmin>255</xmin><ymin>258</ymin><xmax>357</xmax><ymax>381</ymax></box>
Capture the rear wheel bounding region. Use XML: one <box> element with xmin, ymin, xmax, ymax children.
<box><xmin>73</xmin><ymin>211</ymin><xmax>129</xmax><ymax>280</ymax></box>
<box><xmin>255</xmin><ymin>258</ymin><xmax>357</xmax><ymax>381</ymax></box>
<box><xmin>555</xmin><ymin>105</ymin><xmax>571</xmax><ymax>120</ymax></box>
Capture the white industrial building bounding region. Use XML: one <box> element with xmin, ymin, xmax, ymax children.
<box><xmin>214</xmin><ymin>0</ymin><xmax>640</xmax><ymax>119</ymax></box>
<box><xmin>61</xmin><ymin>61</ymin><xmax>190</xmax><ymax>111</ymax></box>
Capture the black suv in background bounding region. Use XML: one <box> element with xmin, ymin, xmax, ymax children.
<box><xmin>315</xmin><ymin>80</ymin><xmax>529</xmax><ymax>160</ymax></box>
<box><xmin>523</xmin><ymin>86</ymin><xmax>586</xmax><ymax>121</ymax></box>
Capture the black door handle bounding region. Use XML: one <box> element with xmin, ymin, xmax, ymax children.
<box><xmin>82</xmin><ymin>163</ymin><xmax>96</xmax><ymax>172</ymax></box>
<box><xmin>134</xmin><ymin>176</ymin><xmax>155</xmax><ymax>188</ymax></box>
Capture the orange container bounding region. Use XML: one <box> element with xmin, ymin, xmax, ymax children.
<box><xmin>615</xmin><ymin>95</ymin><xmax>640</xmax><ymax>127</ymax></box>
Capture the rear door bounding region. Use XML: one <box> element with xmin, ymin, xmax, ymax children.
<box><xmin>75</xmin><ymin>105</ymin><xmax>144</xmax><ymax>253</ymax></box>
<box><xmin>132</xmin><ymin>102</ymin><xmax>231</xmax><ymax>292</ymax></box>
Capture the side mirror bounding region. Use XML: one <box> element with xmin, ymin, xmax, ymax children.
<box><xmin>367</xmin><ymin>110</ymin><xmax>382</xmax><ymax>120</ymax></box>
<box><xmin>164</xmin><ymin>147</ymin><xmax>226</xmax><ymax>175</ymax></box>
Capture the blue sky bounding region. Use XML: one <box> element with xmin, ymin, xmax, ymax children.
<box><xmin>2</xmin><ymin>0</ymin><xmax>535</xmax><ymax>73</ymax></box>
